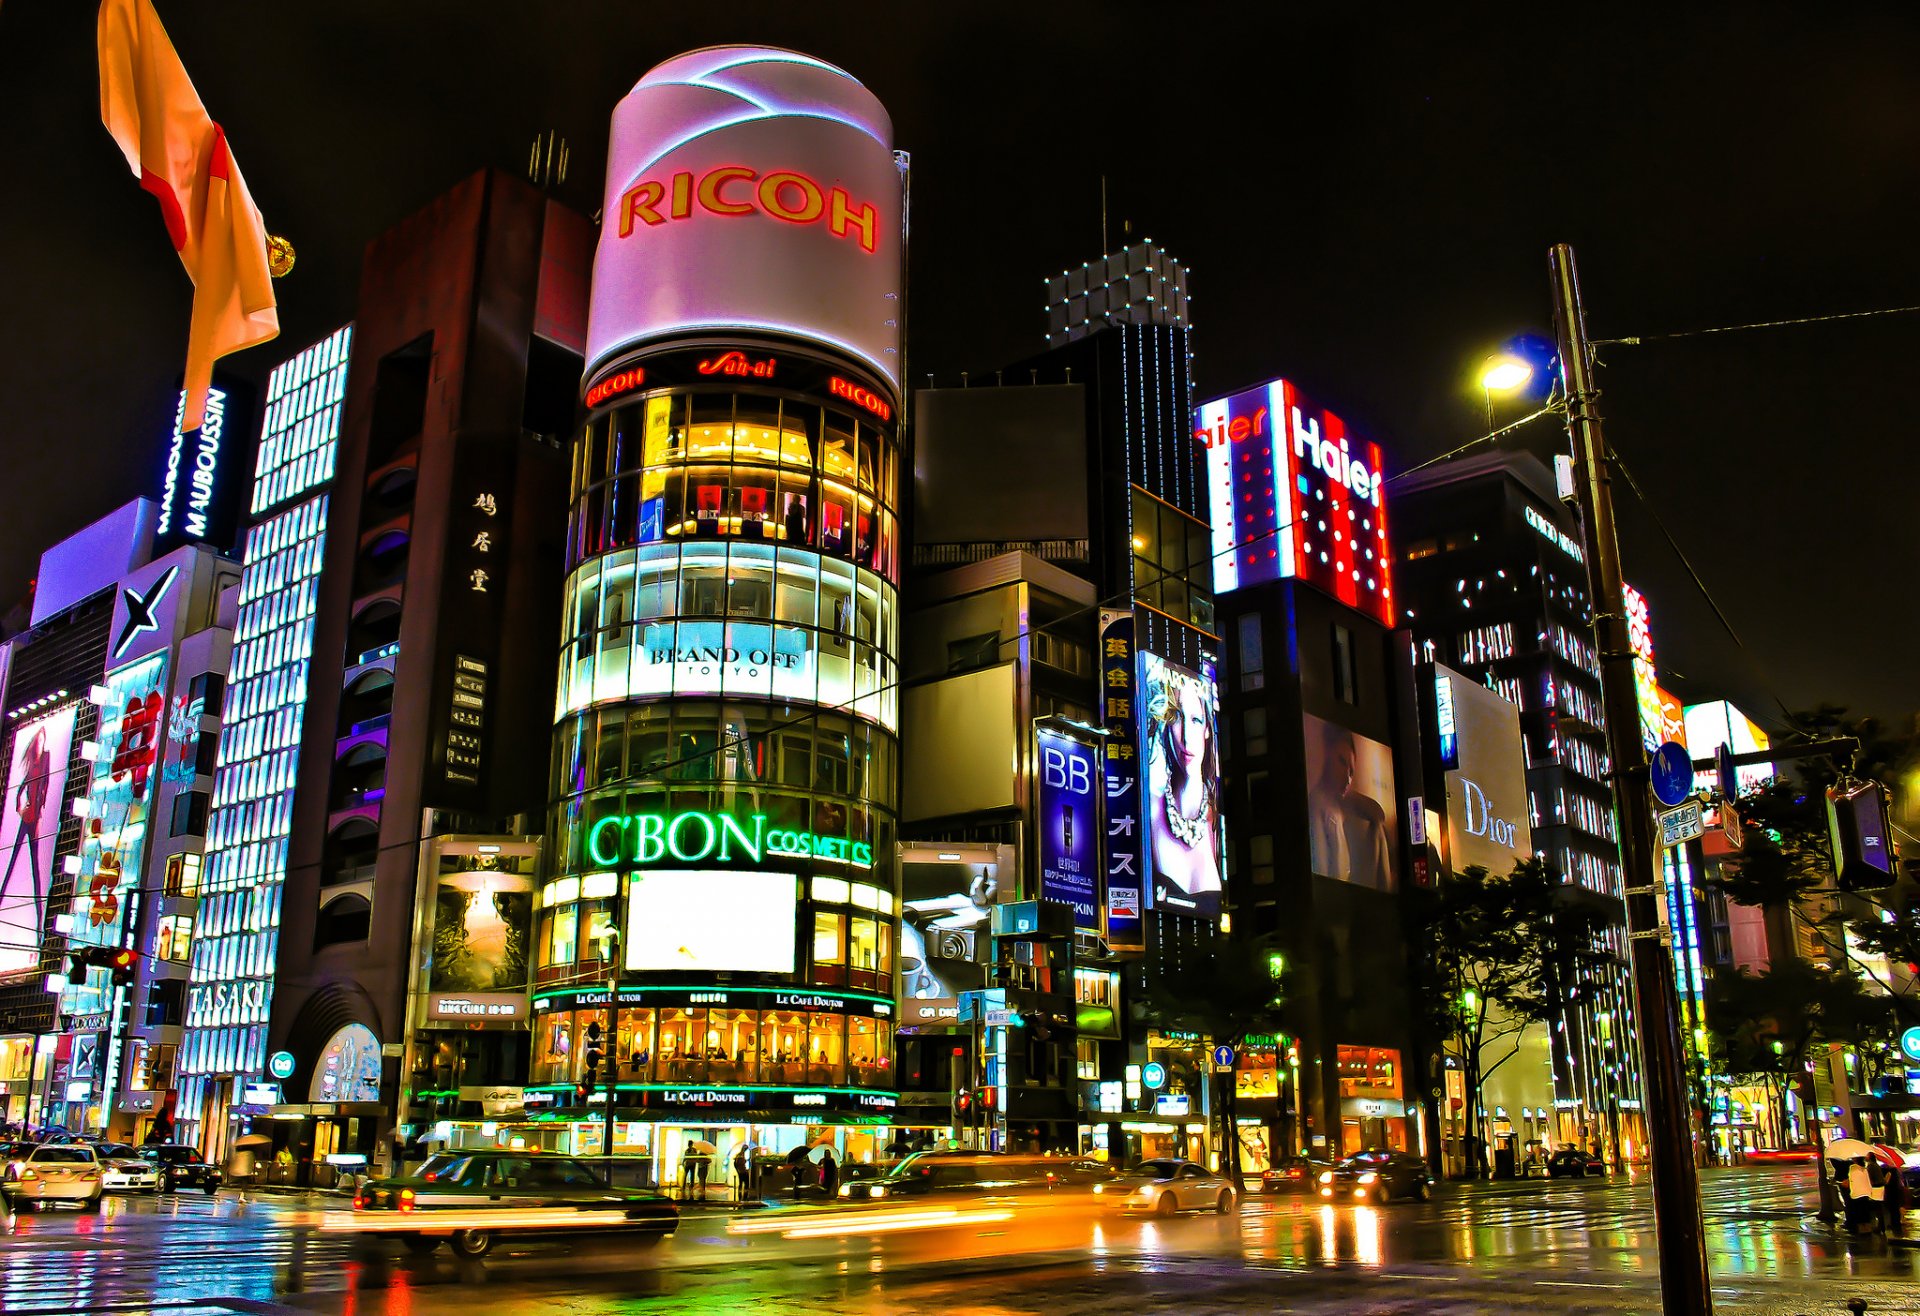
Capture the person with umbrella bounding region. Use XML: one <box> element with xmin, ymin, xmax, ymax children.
<box><xmin>683</xmin><ymin>1138</ymin><xmax>717</xmax><ymax>1200</ymax></box>
<box><xmin>785</xmin><ymin>1143</ymin><xmax>813</xmax><ymax>1200</ymax></box>
<box><xmin>816</xmin><ymin>1145</ymin><xmax>839</xmax><ymax>1199</ymax></box>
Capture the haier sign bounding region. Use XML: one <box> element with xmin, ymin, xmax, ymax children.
<box><xmin>1433</xmin><ymin>663</ymin><xmax>1533</xmax><ymax>875</ymax></box>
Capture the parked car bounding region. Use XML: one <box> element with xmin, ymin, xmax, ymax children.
<box><xmin>1095</xmin><ymin>1158</ymin><xmax>1238</xmax><ymax>1216</ymax></box>
<box><xmin>3</xmin><ymin>1144</ymin><xmax>104</xmax><ymax>1211</ymax></box>
<box><xmin>354</xmin><ymin>1150</ymin><xmax>678</xmax><ymax>1258</ymax></box>
<box><xmin>1260</xmin><ymin>1157</ymin><xmax>1329</xmax><ymax>1194</ymax></box>
<box><xmin>1546</xmin><ymin>1149</ymin><xmax>1607</xmax><ymax>1178</ymax></box>
<box><xmin>1318</xmin><ymin>1151</ymin><xmax>1433</xmax><ymax>1204</ymax></box>
<box><xmin>137</xmin><ymin>1144</ymin><xmax>221</xmax><ymax>1194</ymax></box>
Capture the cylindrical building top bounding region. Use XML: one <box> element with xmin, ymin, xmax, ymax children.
<box><xmin>585</xmin><ymin>46</ymin><xmax>903</xmax><ymax>396</ymax></box>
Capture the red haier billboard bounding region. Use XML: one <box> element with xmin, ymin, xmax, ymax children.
<box><xmin>1195</xmin><ymin>379</ymin><xmax>1395</xmax><ymax>626</ymax></box>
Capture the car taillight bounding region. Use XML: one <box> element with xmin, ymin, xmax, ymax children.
<box><xmin>353</xmin><ymin>1195</ymin><xmax>366</xmax><ymax>1209</ymax></box>
<box><xmin>399</xmin><ymin>1188</ymin><xmax>415</xmax><ymax>1214</ymax></box>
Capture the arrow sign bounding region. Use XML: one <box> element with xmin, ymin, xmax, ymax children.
<box><xmin>1650</xmin><ymin>741</ymin><xmax>1694</xmax><ymax>808</ymax></box>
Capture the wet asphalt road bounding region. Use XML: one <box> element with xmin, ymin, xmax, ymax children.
<box><xmin>0</xmin><ymin>1166</ymin><xmax>1914</xmax><ymax>1314</ymax></box>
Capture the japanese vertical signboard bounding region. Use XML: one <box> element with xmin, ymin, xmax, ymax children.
<box><xmin>1099</xmin><ymin>610</ymin><xmax>1143</xmax><ymax>949</ymax></box>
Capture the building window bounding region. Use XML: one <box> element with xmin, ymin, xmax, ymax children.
<box><xmin>194</xmin><ymin>729</ymin><xmax>220</xmax><ymax>776</ymax></box>
<box><xmin>163</xmin><ymin>852</ymin><xmax>202</xmax><ymax>898</ymax></box>
<box><xmin>1241</xmin><ymin>707</ymin><xmax>1269</xmax><ymax>758</ymax></box>
<box><xmin>1077</xmin><ymin>1038</ymin><xmax>1099</xmax><ymax>1081</ymax></box>
<box><xmin>812</xmin><ymin>911</ymin><xmax>847</xmax><ymax>987</ymax></box>
<box><xmin>946</xmin><ymin>631</ymin><xmax>999</xmax><ymax>675</ymax></box>
<box><xmin>1131</xmin><ymin>487</ymin><xmax>1215</xmax><ymax>632</ymax></box>
<box><xmin>1331</xmin><ymin>624</ymin><xmax>1357</xmax><ymax>705</ymax></box>
<box><xmin>170</xmin><ymin>791</ymin><xmax>209</xmax><ymax>837</ymax></box>
<box><xmin>1237</xmin><ymin>613</ymin><xmax>1264</xmax><ymax>691</ymax></box>
<box><xmin>189</xmin><ymin>671</ymin><xmax>226</xmax><ymax>718</ymax></box>
<box><xmin>145</xmin><ymin>979</ymin><xmax>185</xmax><ymax>1028</ymax></box>
<box><xmin>156</xmin><ymin>914</ymin><xmax>194</xmax><ymax>963</ymax></box>
<box><xmin>1249</xmin><ymin>834</ymin><xmax>1275</xmax><ymax>886</ymax></box>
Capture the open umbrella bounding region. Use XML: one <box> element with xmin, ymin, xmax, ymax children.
<box><xmin>685</xmin><ymin>1138</ymin><xmax>718</xmax><ymax>1156</ymax></box>
<box><xmin>233</xmin><ymin>1133</ymin><xmax>273</xmax><ymax>1148</ymax></box>
<box><xmin>1823</xmin><ymin>1138</ymin><xmax>1879</xmax><ymax>1161</ymax></box>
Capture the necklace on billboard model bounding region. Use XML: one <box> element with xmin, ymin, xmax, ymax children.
<box><xmin>1165</xmin><ymin>795</ymin><xmax>1210</xmax><ymax>849</ymax></box>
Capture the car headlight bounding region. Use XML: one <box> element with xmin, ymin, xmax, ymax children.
<box><xmin>1357</xmin><ymin>1172</ymin><xmax>1377</xmax><ymax>1185</ymax></box>
<box><xmin>19</xmin><ymin>1168</ymin><xmax>36</xmax><ymax>1180</ymax></box>
<box><xmin>837</xmin><ymin>1184</ymin><xmax>852</xmax><ymax>1197</ymax></box>
<box><xmin>1317</xmin><ymin>1171</ymin><xmax>1333</xmax><ymax>1185</ymax></box>
<box><xmin>1092</xmin><ymin>1184</ymin><xmax>1105</xmax><ymax>1195</ymax></box>
<box><xmin>870</xmin><ymin>1185</ymin><xmax>886</xmax><ymax>1199</ymax></box>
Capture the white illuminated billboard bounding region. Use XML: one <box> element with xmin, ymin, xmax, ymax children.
<box><xmin>586</xmin><ymin>47</ymin><xmax>904</xmax><ymax>392</ymax></box>
<box><xmin>1433</xmin><ymin>664</ymin><xmax>1534</xmax><ymax>876</ymax></box>
<box><xmin>626</xmin><ymin>869</ymin><xmax>796</xmax><ymax>973</ymax></box>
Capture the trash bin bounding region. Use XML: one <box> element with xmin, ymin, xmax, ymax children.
<box><xmin>1493</xmin><ymin>1146</ymin><xmax>1517</xmax><ymax>1179</ymax></box>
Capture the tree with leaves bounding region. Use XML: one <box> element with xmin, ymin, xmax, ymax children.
<box><xmin>1410</xmin><ymin>857</ymin><xmax>1612</xmax><ymax>1177</ymax></box>
<box><xmin>1140</xmin><ymin>932</ymin><xmax>1287</xmax><ymax>1191</ymax></box>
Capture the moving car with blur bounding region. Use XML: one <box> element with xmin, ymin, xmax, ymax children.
<box><xmin>353</xmin><ymin>1149</ymin><xmax>678</xmax><ymax>1257</ymax></box>
<box><xmin>1095</xmin><ymin>1158</ymin><xmax>1238</xmax><ymax>1216</ymax></box>
<box><xmin>3</xmin><ymin>1144</ymin><xmax>104</xmax><ymax>1211</ymax></box>
<box><xmin>1743</xmin><ymin>1145</ymin><xmax>1817</xmax><ymax>1164</ymax></box>
<box><xmin>95</xmin><ymin>1144</ymin><xmax>162</xmax><ymax>1193</ymax></box>
<box><xmin>138</xmin><ymin>1144</ymin><xmax>221</xmax><ymax>1194</ymax></box>
<box><xmin>1546</xmin><ymin>1149</ymin><xmax>1607</xmax><ymax>1178</ymax></box>
<box><xmin>838</xmin><ymin>1149</ymin><xmax>1013</xmax><ymax>1200</ymax></box>
<box><xmin>1318</xmin><ymin>1151</ymin><xmax>1433</xmax><ymax>1204</ymax></box>
<box><xmin>1260</xmin><ymin>1156</ymin><xmax>1328</xmax><ymax>1194</ymax></box>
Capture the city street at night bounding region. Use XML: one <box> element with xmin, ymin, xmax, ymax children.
<box><xmin>2</xmin><ymin>1168</ymin><xmax>1915</xmax><ymax>1314</ymax></box>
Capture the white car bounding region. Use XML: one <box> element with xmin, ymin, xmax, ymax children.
<box><xmin>4</xmin><ymin>1144</ymin><xmax>105</xmax><ymax>1212</ymax></box>
<box><xmin>1094</xmin><ymin>1158</ymin><xmax>1239</xmax><ymax>1216</ymax></box>
<box><xmin>99</xmin><ymin>1152</ymin><xmax>162</xmax><ymax>1193</ymax></box>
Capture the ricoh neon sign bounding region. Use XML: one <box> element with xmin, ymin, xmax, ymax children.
<box><xmin>618</xmin><ymin>166</ymin><xmax>881</xmax><ymax>254</ymax></box>
<box><xmin>587</xmin><ymin>809</ymin><xmax>873</xmax><ymax>869</ymax></box>
<box><xmin>585</xmin><ymin>367</ymin><xmax>646</xmax><ymax>408</ymax></box>
<box><xmin>828</xmin><ymin>376</ymin><xmax>892</xmax><ymax>421</ymax></box>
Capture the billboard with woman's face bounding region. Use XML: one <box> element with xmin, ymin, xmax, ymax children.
<box><xmin>1303</xmin><ymin>714</ymin><xmax>1400</xmax><ymax>892</ymax></box>
<box><xmin>1139</xmin><ymin>654</ymin><xmax>1223</xmax><ymax>922</ymax></box>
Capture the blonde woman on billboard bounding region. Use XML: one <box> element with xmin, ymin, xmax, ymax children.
<box><xmin>1143</xmin><ymin>659</ymin><xmax>1222</xmax><ymax>915</ymax></box>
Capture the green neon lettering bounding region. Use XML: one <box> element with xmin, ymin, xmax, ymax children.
<box><xmin>717</xmin><ymin>812</ymin><xmax>766</xmax><ymax>863</ymax></box>
<box><xmin>634</xmin><ymin>813</ymin><xmax>668</xmax><ymax>864</ymax></box>
<box><xmin>587</xmin><ymin>817</ymin><xmax>627</xmax><ymax>867</ymax></box>
<box><xmin>667</xmin><ymin>811</ymin><xmax>716</xmax><ymax>862</ymax></box>
<box><xmin>853</xmin><ymin>842</ymin><xmax>874</xmax><ymax>867</ymax></box>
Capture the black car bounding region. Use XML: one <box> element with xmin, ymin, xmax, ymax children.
<box><xmin>1318</xmin><ymin>1151</ymin><xmax>1433</xmax><ymax>1204</ymax></box>
<box><xmin>1546</xmin><ymin>1149</ymin><xmax>1607</xmax><ymax>1178</ymax></box>
<box><xmin>839</xmin><ymin>1150</ymin><xmax>1034</xmax><ymax>1201</ymax></box>
<box><xmin>1260</xmin><ymin>1156</ymin><xmax>1330</xmax><ymax>1194</ymax></box>
<box><xmin>355</xmin><ymin>1150</ymin><xmax>677</xmax><ymax>1258</ymax></box>
<box><xmin>137</xmin><ymin>1144</ymin><xmax>221</xmax><ymax>1194</ymax></box>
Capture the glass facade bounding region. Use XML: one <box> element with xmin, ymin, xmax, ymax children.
<box><xmin>544</xmin><ymin>362</ymin><xmax>901</xmax><ymax>1128</ymax></box>
<box><xmin>177</xmin><ymin>327</ymin><xmax>351</xmax><ymax>1150</ymax></box>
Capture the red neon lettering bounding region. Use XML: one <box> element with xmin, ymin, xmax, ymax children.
<box><xmin>697</xmin><ymin>352</ymin><xmax>777</xmax><ymax>378</ymax></box>
<box><xmin>828</xmin><ymin>186</ymin><xmax>879</xmax><ymax>253</ymax></box>
<box><xmin>828</xmin><ymin>376</ymin><xmax>892</xmax><ymax>422</ymax></box>
<box><xmin>758</xmin><ymin>171</ymin><xmax>824</xmax><ymax>224</ymax></box>
<box><xmin>698</xmin><ymin>166</ymin><xmax>756</xmax><ymax>215</ymax></box>
<box><xmin>620</xmin><ymin>181</ymin><xmax>664</xmax><ymax>235</ymax></box>
<box><xmin>614</xmin><ymin>167</ymin><xmax>881</xmax><ymax>254</ymax></box>
<box><xmin>585</xmin><ymin>367</ymin><xmax>646</xmax><ymax>408</ymax></box>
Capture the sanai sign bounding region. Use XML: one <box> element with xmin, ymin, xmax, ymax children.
<box><xmin>587</xmin><ymin>808</ymin><xmax>873</xmax><ymax>869</ymax></box>
<box><xmin>585</xmin><ymin>46</ymin><xmax>903</xmax><ymax>393</ymax></box>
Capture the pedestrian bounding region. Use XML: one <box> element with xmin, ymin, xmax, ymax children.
<box><xmin>1847</xmin><ymin>1158</ymin><xmax>1879</xmax><ymax>1234</ymax></box>
<box><xmin>681</xmin><ymin>1145</ymin><xmax>698</xmax><ymax>1201</ymax></box>
<box><xmin>734</xmin><ymin>1144</ymin><xmax>751</xmax><ymax>1201</ymax></box>
<box><xmin>693</xmin><ymin>1146</ymin><xmax>710</xmax><ymax>1199</ymax></box>
<box><xmin>818</xmin><ymin>1148</ymin><xmax>839</xmax><ymax>1199</ymax></box>
<box><xmin>786</xmin><ymin>1144</ymin><xmax>811</xmax><ymax>1200</ymax></box>
<box><xmin>1883</xmin><ymin>1160</ymin><xmax>1908</xmax><ymax>1239</ymax></box>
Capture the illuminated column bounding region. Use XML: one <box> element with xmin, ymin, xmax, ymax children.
<box><xmin>175</xmin><ymin>327</ymin><xmax>351</xmax><ymax>1154</ymax></box>
<box><xmin>532</xmin><ymin>50</ymin><xmax>904</xmax><ymax>1145</ymax></box>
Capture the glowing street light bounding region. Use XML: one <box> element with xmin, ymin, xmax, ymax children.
<box><xmin>1480</xmin><ymin>355</ymin><xmax>1534</xmax><ymax>393</ymax></box>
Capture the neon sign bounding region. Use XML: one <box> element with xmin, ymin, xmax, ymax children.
<box><xmin>587</xmin><ymin>809</ymin><xmax>873</xmax><ymax>869</ymax></box>
<box><xmin>618</xmin><ymin>167</ymin><xmax>880</xmax><ymax>254</ymax></box>
<box><xmin>158</xmin><ymin>387</ymin><xmax>227</xmax><ymax>541</ymax></box>
<box><xmin>828</xmin><ymin>376</ymin><xmax>892</xmax><ymax>421</ymax></box>
<box><xmin>696</xmin><ymin>351</ymin><xmax>776</xmax><ymax>378</ymax></box>
<box><xmin>585</xmin><ymin>367</ymin><xmax>646</xmax><ymax>408</ymax></box>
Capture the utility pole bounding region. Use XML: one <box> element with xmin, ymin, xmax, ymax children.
<box><xmin>1550</xmin><ymin>243</ymin><xmax>1712</xmax><ymax>1316</ymax></box>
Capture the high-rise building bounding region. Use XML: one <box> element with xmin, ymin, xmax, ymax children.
<box><xmin>1391</xmin><ymin>450</ymin><xmax>1646</xmax><ymax>1163</ymax></box>
<box><xmin>526</xmin><ymin>48</ymin><xmax>909</xmax><ymax>1180</ymax></box>
<box><xmin>177</xmin><ymin>326</ymin><xmax>352</xmax><ymax>1156</ymax></box>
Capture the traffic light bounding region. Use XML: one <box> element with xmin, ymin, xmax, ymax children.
<box><xmin>953</xmin><ymin>1087</ymin><xmax>973</xmax><ymax>1124</ymax></box>
<box><xmin>104</xmin><ymin>947</ymin><xmax>136</xmax><ymax>987</ymax></box>
<box><xmin>583</xmin><ymin>1020</ymin><xmax>605</xmax><ymax>1087</ymax></box>
<box><xmin>980</xmin><ymin>1085</ymin><xmax>996</xmax><ymax>1112</ymax></box>
<box><xmin>67</xmin><ymin>951</ymin><xmax>89</xmax><ymax>982</ymax></box>
<box><xmin>65</xmin><ymin>945</ymin><xmax>137</xmax><ymax>986</ymax></box>
<box><xmin>1829</xmin><ymin>781</ymin><xmax>1896</xmax><ymax>892</ymax></box>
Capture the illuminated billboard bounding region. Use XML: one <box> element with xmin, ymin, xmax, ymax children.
<box><xmin>1036</xmin><ymin>726</ymin><xmax>1099</xmax><ymax>927</ymax></box>
<box><xmin>0</xmin><ymin>706</ymin><xmax>76</xmax><ymax>974</ymax></box>
<box><xmin>1197</xmin><ymin>378</ymin><xmax>1394</xmax><ymax>625</ymax></box>
<box><xmin>430</xmin><ymin>868</ymin><xmax>535</xmax><ymax>995</ymax></box>
<box><xmin>71</xmin><ymin>654</ymin><xmax>170</xmax><ymax>950</ymax></box>
<box><xmin>900</xmin><ymin>852</ymin><xmax>1007</xmax><ymax>1025</ymax></box>
<box><xmin>1433</xmin><ymin>665</ymin><xmax>1533</xmax><ymax>876</ymax></box>
<box><xmin>1303</xmin><ymin>713</ymin><xmax>1399</xmax><ymax>891</ymax></box>
<box><xmin>585</xmin><ymin>47</ymin><xmax>904</xmax><ymax>392</ymax></box>
<box><xmin>625</xmin><ymin>870</ymin><xmax>797</xmax><ymax>973</ymax></box>
<box><xmin>1683</xmin><ymin>700</ymin><xmax>1773</xmax><ymax>795</ymax></box>
<box><xmin>1622</xmin><ymin>583</ymin><xmax>1662</xmax><ymax>752</ymax></box>
<box><xmin>1139</xmin><ymin>653</ymin><xmax>1223</xmax><ymax>922</ymax></box>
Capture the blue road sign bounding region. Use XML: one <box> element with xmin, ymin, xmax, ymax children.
<box><xmin>1650</xmin><ymin>741</ymin><xmax>1694</xmax><ymax>808</ymax></box>
<box><xmin>1901</xmin><ymin>1027</ymin><xmax>1920</xmax><ymax>1063</ymax></box>
<box><xmin>1143</xmin><ymin>1062</ymin><xmax>1167</xmax><ymax>1090</ymax></box>
<box><xmin>1213</xmin><ymin>1045</ymin><xmax>1236</xmax><ymax>1068</ymax></box>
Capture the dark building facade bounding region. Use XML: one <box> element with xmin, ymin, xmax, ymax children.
<box><xmin>1391</xmin><ymin>451</ymin><xmax>1646</xmax><ymax>1162</ymax></box>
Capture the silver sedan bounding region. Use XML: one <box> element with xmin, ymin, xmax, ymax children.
<box><xmin>1093</xmin><ymin>1158</ymin><xmax>1239</xmax><ymax>1216</ymax></box>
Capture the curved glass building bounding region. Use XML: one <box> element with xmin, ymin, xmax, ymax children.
<box><xmin>530</xmin><ymin>47</ymin><xmax>905</xmax><ymax>1181</ymax></box>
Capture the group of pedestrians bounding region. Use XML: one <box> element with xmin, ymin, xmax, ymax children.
<box><xmin>1836</xmin><ymin>1154</ymin><xmax>1909</xmax><ymax>1238</ymax></box>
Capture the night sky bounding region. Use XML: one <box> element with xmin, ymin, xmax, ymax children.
<box><xmin>2</xmin><ymin>4</ymin><xmax>1915</xmax><ymax>731</ymax></box>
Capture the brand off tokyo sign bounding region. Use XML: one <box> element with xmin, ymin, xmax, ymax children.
<box><xmin>585</xmin><ymin>47</ymin><xmax>904</xmax><ymax>393</ymax></box>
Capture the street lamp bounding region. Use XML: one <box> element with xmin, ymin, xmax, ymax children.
<box><xmin>1479</xmin><ymin>354</ymin><xmax>1534</xmax><ymax>430</ymax></box>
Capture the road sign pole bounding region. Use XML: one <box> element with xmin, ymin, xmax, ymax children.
<box><xmin>1552</xmin><ymin>242</ymin><xmax>1713</xmax><ymax>1316</ymax></box>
